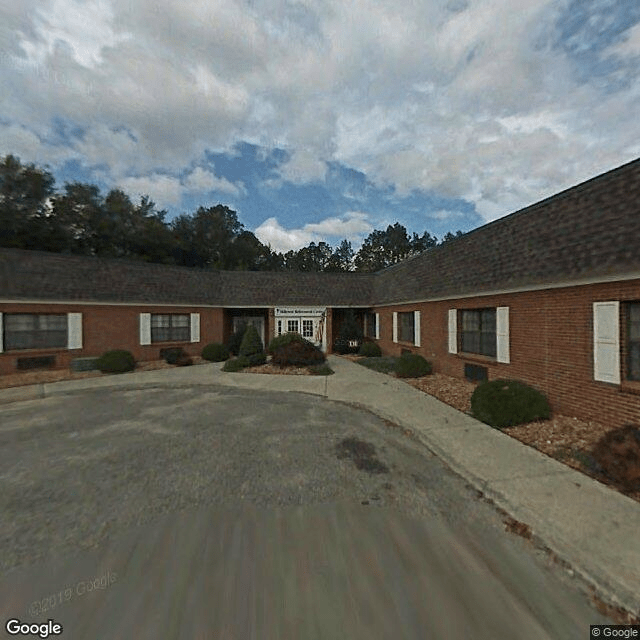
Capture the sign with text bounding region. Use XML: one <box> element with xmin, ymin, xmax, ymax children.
<box><xmin>274</xmin><ymin>307</ymin><xmax>326</xmax><ymax>317</ymax></box>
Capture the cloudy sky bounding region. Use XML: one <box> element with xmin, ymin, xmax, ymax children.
<box><xmin>2</xmin><ymin>0</ymin><xmax>639</xmax><ymax>253</ymax></box>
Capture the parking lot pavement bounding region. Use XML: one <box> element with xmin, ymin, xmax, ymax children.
<box><xmin>0</xmin><ymin>385</ymin><xmax>615</xmax><ymax>638</ymax></box>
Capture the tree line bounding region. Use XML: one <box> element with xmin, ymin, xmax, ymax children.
<box><xmin>0</xmin><ymin>155</ymin><xmax>465</xmax><ymax>273</ymax></box>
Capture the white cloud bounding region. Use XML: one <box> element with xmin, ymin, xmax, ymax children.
<box><xmin>18</xmin><ymin>0</ymin><xmax>131</xmax><ymax>69</ymax></box>
<box><xmin>603</xmin><ymin>21</ymin><xmax>640</xmax><ymax>59</ymax></box>
<box><xmin>184</xmin><ymin>167</ymin><xmax>244</xmax><ymax>196</ymax></box>
<box><xmin>119</xmin><ymin>174</ymin><xmax>183</xmax><ymax>208</ymax></box>
<box><xmin>254</xmin><ymin>211</ymin><xmax>373</xmax><ymax>253</ymax></box>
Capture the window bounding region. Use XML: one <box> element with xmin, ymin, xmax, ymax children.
<box><xmin>277</xmin><ymin>320</ymin><xmax>283</xmax><ymax>336</ymax></box>
<box><xmin>287</xmin><ymin>319</ymin><xmax>299</xmax><ymax>333</ymax></box>
<box><xmin>398</xmin><ymin>312</ymin><xmax>415</xmax><ymax>343</ymax></box>
<box><xmin>364</xmin><ymin>313</ymin><xmax>377</xmax><ymax>339</ymax></box>
<box><xmin>460</xmin><ymin>309</ymin><xmax>496</xmax><ymax>357</ymax></box>
<box><xmin>628</xmin><ymin>303</ymin><xmax>640</xmax><ymax>381</ymax></box>
<box><xmin>4</xmin><ymin>314</ymin><xmax>67</xmax><ymax>350</ymax></box>
<box><xmin>150</xmin><ymin>314</ymin><xmax>190</xmax><ymax>343</ymax></box>
<box><xmin>302</xmin><ymin>319</ymin><xmax>314</xmax><ymax>338</ymax></box>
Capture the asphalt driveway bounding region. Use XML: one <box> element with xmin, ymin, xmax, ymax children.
<box><xmin>0</xmin><ymin>385</ymin><xmax>613</xmax><ymax>638</ymax></box>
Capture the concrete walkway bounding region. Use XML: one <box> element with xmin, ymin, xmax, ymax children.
<box><xmin>1</xmin><ymin>356</ymin><xmax>639</xmax><ymax>615</ymax></box>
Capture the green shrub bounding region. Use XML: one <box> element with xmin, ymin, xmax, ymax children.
<box><xmin>471</xmin><ymin>379</ymin><xmax>551</xmax><ymax>429</ymax></box>
<box><xmin>270</xmin><ymin>333</ymin><xmax>325</xmax><ymax>367</ymax></box>
<box><xmin>227</xmin><ymin>322</ymin><xmax>247</xmax><ymax>356</ymax></box>
<box><xmin>201</xmin><ymin>343</ymin><xmax>230</xmax><ymax>362</ymax></box>
<box><xmin>308</xmin><ymin>364</ymin><xmax>334</xmax><ymax>376</ymax></box>
<box><xmin>222</xmin><ymin>356</ymin><xmax>250</xmax><ymax>372</ymax></box>
<box><xmin>95</xmin><ymin>349</ymin><xmax>135</xmax><ymax>374</ymax></box>
<box><xmin>395</xmin><ymin>353</ymin><xmax>432</xmax><ymax>378</ymax></box>
<box><xmin>357</xmin><ymin>356</ymin><xmax>397</xmax><ymax>374</ymax></box>
<box><xmin>267</xmin><ymin>332</ymin><xmax>302</xmax><ymax>354</ymax></box>
<box><xmin>239</xmin><ymin>324</ymin><xmax>266</xmax><ymax>366</ymax></box>
<box><xmin>359</xmin><ymin>341</ymin><xmax>382</xmax><ymax>357</ymax></box>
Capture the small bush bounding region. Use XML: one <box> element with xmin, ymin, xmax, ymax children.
<box><xmin>267</xmin><ymin>332</ymin><xmax>302</xmax><ymax>354</ymax></box>
<box><xmin>175</xmin><ymin>353</ymin><xmax>193</xmax><ymax>366</ymax></box>
<box><xmin>358</xmin><ymin>356</ymin><xmax>397</xmax><ymax>374</ymax></box>
<box><xmin>309</xmin><ymin>364</ymin><xmax>334</xmax><ymax>376</ymax></box>
<box><xmin>359</xmin><ymin>341</ymin><xmax>382</xmax><ymax>357</ymax></box>
<box><xmin>227</xmin><ymin>322</ymin><xmax>247</xmax><ymax>356</ymax></box>
<box><xmin>222</xmin><ymin>356</ymin><xmax>250</xmax><ymax>372</ymax></box>
<box><xmin>591</xmin><ymin>424</ymin><xmax>640</xmax><ymax>492</ymax></box>
<box><xmin>471</xmin><ymin>379</ymin><xmax>551</xmax><ymax>429</ymax></box>
<box><xmin>95</xmin><ymin>349</ymin><xmax>135</xmax><ymax>374</ymax></box>
<box><xmin>162</xmin><ymin>347</ymin><xmax>186</xmax><ymax>365</ymax></box>
<box><xmin>395</xmin><ymin>353</ymin><xmax>432</xmax><ymax>378</ymax></box>
<box><xmin>201</xmin><ymin>343</ymin><xmax>230</xmax><ymax>362</ymax></box>
<box><xmin>270</xmin><ymin>333</ymin><xmax>325</xmax><ymax>367</ymax></box>
<box><xmin>239</xmin><ymin>324</ymin><xmax>265</xmax><ymax>365</ymax></box>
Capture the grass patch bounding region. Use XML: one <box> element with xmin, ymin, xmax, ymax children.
<box><xmin>357</xmin><ymin>356</ymin><xmax>398</xmax><ymax>374</ymax></box>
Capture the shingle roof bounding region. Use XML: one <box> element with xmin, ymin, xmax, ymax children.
<box><xmin>0</xmin><ymin>157</ymin><xmax>638</xmax><ymax>307</ymax></box>
<box><xmin>0</xmin><ymin>249</ymin><xmax>374</xmax><ymax>306</ymax></box>
<box><xmin>374</xmin><ymin>156</ymin><xmax>640</xmax><ymax>303</ymax></box>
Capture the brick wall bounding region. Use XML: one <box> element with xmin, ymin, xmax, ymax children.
<box><xmin>0</xmin><ymin>304</ymin><xmax>224</xmax><ymax>375</ymax></box>
<box><xmin>373</xmin><ymin>279</ymin><xmax>640</xmax><ymax>428</ymax></box>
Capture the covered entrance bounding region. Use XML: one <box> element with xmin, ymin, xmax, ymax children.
<box><xmin>274</xmin><ymin>307</ymin><xmax>327</xmax><ymax>352</ymax></box>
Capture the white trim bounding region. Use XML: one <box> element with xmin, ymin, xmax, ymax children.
<box><xmin>593</xmin><ymin>301</ymin><xmax>620</xmax><ymax>384</ymax></box>
<box><xmin>190</xmin><ymin>313</ymin><xmax>200</xmax><ymax>343</ymax></box>
<box><xmin>375</xmin><ymin>313</ymin><xmax>380</xmax><ymax>340</ymax></box>
<box><xmin>496</xmin><ymin>306</ymin><xmax>510</xmax><ymax>364</ymax></box>
<box><xmin>448</xmin><ymin>309</ymin><xmax>457</xmax><ymax>354</ymax></box>
<box><xmin>0</xmin><ymin>312</ymin><xmax>3</xmax><ymax>353</ymax></box>
<box><xmin>139</xmin><ymin>313</ymin><xmax>151</xmax><ymax>346</ymax></box>
<box><xmin>67</xmin><ymin>312</ymin><xmax>83</xmax><ymax>350</ymax></box>
<box><xmin>392</xmin><ymin>312</ymin><xmax>398</xmax><ymax>343</ymax></box>
<box><xmin>414</xmin><ymin>311</ymin><xmax>421</xmax><ymax>347</ymax></box>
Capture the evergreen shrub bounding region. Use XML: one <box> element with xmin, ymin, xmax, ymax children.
<box><xmin>239</xmin><ymin>324</ymin><xmax>266</xmax><ymax>366</ymax></box>
<box><xmin>222</xmin><ymin>356</ymin><xmax>250</xmax><ymax>372</ymax></box>
<box><xmin>395</xmin><ymin>353</ymin><xmax>432</xmax><ymax>378</ymax></box>
<box><xmin>270</xmin><ymin>333</ymin><xmax>325</xmax><ymax>367</ymax></box>
<box><xmin>96</xmin><ymin>350</ymin><xmax>135</xmax><ymax>374</ymax></box>
<box><xmin>359</xmin><ymin>341</ymin><xmax>382</xmax><ymax>357</ymax></box>
<box><xmin>471</xmin><ymin>379</ymin><xmax>551</xmax><ymax>428</ymax></box>
<box><xmin>201</xmin><ymin>343</ymin><xmax>230</xmax><ymax>362</ymax></box>
<box><xmin>227</xmin><ymin>322</ymin><xmax>247</xmax><ymax>356</ymax></box>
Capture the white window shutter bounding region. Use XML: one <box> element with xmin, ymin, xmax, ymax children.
<box><xmin>392</xmin><ymin>312</ymin><xmax>398</xmax><ymax>343</ymax></box>
<box><xmin>375</xmin><ymin>313</ymin><xmax>380</xmax><ymax>340</ymax></box>
<box><xmin>140</xmin><ymin>313</ymin><xmax>151</xmax><ymax>345</ymax></box>
<box><xmin>0</xmin><ymin>312</ymin><xmax>3</xmax><ymax>353</ymax></box>
<box><xmin>67</xmin><ymin>313</ymin><xmax>83</xmax><ymax>350</ymax></box>
<box><xmin>448</xmin><ymin>309</ymin><xmax>457</xmax><ymax>354</ymax></box>
<box><xmin>496</xmin><ymin>307</ymin><xmax>510</xmax><ymax>364</ymax></box>
<box><xmin>190</xmin><ymin>313</ymin><xmax>200</xmax><ymax>343</ymax></box>
<box><xmin>414</xmin><ymin>311</ymin><xmax>421</xmax><ymax>347</ymax></box>
<box><xmin>593</xmin><ymin>302</ymin><xmax>620</xmax><ymax>384</ymax></box>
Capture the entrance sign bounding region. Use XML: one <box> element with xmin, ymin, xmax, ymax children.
<box><xmin>275</xmin><ymin>307</ymin><xmax>325</xmax><ymax>317</ymax></box>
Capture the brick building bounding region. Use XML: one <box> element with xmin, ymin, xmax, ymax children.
<box><xmin>1</xmin><ymin>157</ymin><xmax>639</xmax><ymax>427</ymax></box>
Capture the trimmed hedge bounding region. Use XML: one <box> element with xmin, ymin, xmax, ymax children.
<box><xmin>359</xmin><ymin>341</ymin><xmax>382</xmax><ymax>357</ymax></box>
<box><xmin>162</xmin><ymin>347</ymin><xmax>185</xmax><ymax>365</ymax></box>
<box><xmin>270</xmin><ymin>333</ymin><xmax>325</xmax><ymax>367</ymax></box>
<box><xmin>95</xmin><ymin>349</ymin><xmax>135</xmax><ymax>374</ymax></box>
<box><xmin>357</xmin><ymin>356</ymin><xmax>397</xmax><ymax>374</ymax></box>
<box><xmin>222</xmin><ymin>356</ymin><xmax>250</xmax><ymax>372</ymax></box>
<box><xmin>239</xmin><ymin>324</ymin><xmax>266</xmax><ymax>366</ymax></box>
<box><xmin>471</xmin><ymin>379</ymin><xmax>551</xmax><ymax>428</ymax></box>
<box><xmin>202</xmin><ymin>343</ymin><xmax>230</xmax><ymax>362</ymax></box>
<box><xmin>395</xmin><ymin>353</ymin><xmax>432</xmax><ymax>378</ymax></box>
